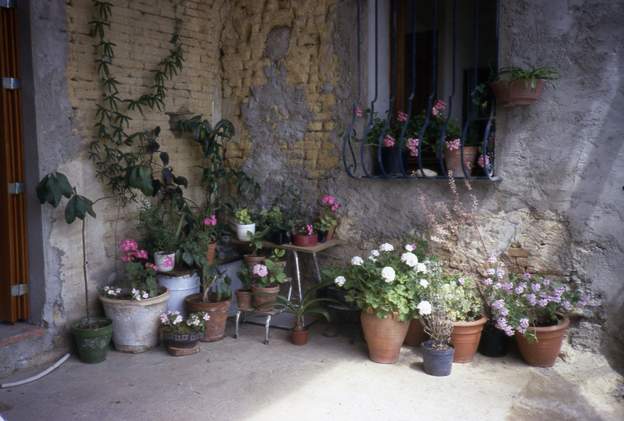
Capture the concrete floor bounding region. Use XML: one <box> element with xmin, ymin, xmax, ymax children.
<box><xmin>0</xmin><ymin>322</ymin><xmax>622</xmax><ymax>421</ymax></box>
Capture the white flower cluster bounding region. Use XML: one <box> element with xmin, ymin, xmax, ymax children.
<box><xmin>160</xmin><ymin>310</ymin><xmax>183</xmax><ymax>326</ymax></box>
<box><xmin>368</xmin><ymin>249</ymin><xmax>380</xmax><ymax>262</ymax></box>
<box><xmin>334</xmin><ymin>275</ymin><xmax>346</xmax><ymax>287</ymax></box>
<box><xmin>381</xmin><ymin>266</ymin><xmax>396</xmax><ymax>283</ymax></box>
<box><xmin>103</xmin><ymin>286</ymin><xmax>122</xmax><ymax>297</ymax></box>
<box><xmin>351</xmin><ymin>256</ymin><xmax>364</xmax><ymax>266</ymax></box>
<box><xmin>186</xmin><ymin>312</ymin><xmax>209</xmax><ymax>327</ymax></box>
<box><xmin>131</xmin><ymin>288</ymin><xmax>150</xmax><ymax>301</ymax></box>
<box><xmin>401</xmin><ymin>252</ymin><xmax>419</xmax><ymax>268</ymax></box>
<box><xmin>417</xmin><ymin>300</ymin><xmax>432</xmax><ymax>316</ymax></box>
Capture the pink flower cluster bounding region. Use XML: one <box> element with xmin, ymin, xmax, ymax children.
<box><xmin>478</xmin><ymin>154</ymin><xmax>490</xmax><ymax>168</ymax></box>
<box><xmin>396</xmin><ymin>110</ymin><xmax>409</xmax><ymax>123</ymax></box>
<box><xmin>321</xmin><ymin>195</ymin><xmax>341</xmax><ymax>213</ymax></box>
<box><xmin>383</xmin><ymin>135</ymin><xmax>396</xmax><ymax>148</ymax></box>
<box><xmin>406</xmin><ymin>138</ymin><xmax>420</xmax><ymax>157</ymax></box>
<box><xmin>446</xmin><ymin>138</ymin><xmax>461</xmax><ymax>151</ymax></box>
<box><xmin>432</xmin><ymin>99</ymin><xmax>446</xmax><ymax>118</ymax></box>
<box><xmin>306</xmin><ymin>224</ymin><xmax>314</xmax><ymax>236</ymax></box>
<box><xmin>119</xmin><ymin>239</ymin><xmax>149</xmax><ymax>262</ymax></box>
<box><xmin>252</xmin><ymin>264</ymin><xmax>268</xmax><ymax>278</ymax></box>
<box><xmin>354</xmin><ymin>106</ymin><xmax>364</xmax><ymax>118</ymax></box>
<box><xmin>203</xmin><ymin>214</ymin><xmax>217</xmax><ymax>226</ymax></box>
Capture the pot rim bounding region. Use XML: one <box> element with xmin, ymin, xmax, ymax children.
<box><xmin>236</xmin><ymin>288</ymin><xmax>252</xmax><ymax>294</ymax></box>
<box><xmin>184</xmin><ymin>293</ymin><xmax>231</xmax><ymax>306</ymax></box>
<box><xmin>71</xmin><ymin>317</ymin><xmax>112</xmax><ymax>332</ymax></box>
<box><xmin>99</xmin><ymin>289</ymin><xmax>170</xmax><ymax>306</ymax></box>
<box><xmin>525</xmin><ymin>316</ymin><xmax>570</xmax><ymax>333</ymax></box>
<box><xmin>251</xmin><ymin>285</ymin><xmax>280</xmax><ymax>291</ymax></box>
<box><xmin>453</xmin><ymin>315</ymin><xmax>488</xmax><ymax>327</ymax></box>
<box><xmin>361</xmin><ymin>309</ymin><xmax>406</xmax><ymax>322</ymax></box>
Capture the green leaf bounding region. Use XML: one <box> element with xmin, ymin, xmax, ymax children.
<box><xmin>127</xmin><ymin>165</ymin><xmax>154</xmax><ymax>196</ymax></box>
<box><xmin>64</xmin><ymin>194</ymin><xmax>96</xmax><ymax>224</ymax></box>
<box><xmin>159</xmin><ymin>151</ymin><xmax>169</xmax><ymax>166</ymax></box>
<box><xmin>36</xmin><ymin>172</ymin><xmax>74</xmax><ymax>207</ymax></box>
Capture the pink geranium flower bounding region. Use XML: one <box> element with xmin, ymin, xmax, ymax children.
<box><xmin>406</xmin><ymin>138</ymin><xmax>419</xmax><ymax>157</ymax></box>
<box><xmin>396</xmin><ymin>111</ymin><xmax>408</xmax><ymax>123</ymax></box>
<box><xmin>446</xmin><ymin>138</ymin><xmax>461</xmax><ymax>151</ymax></box>
<box><xmin>322</xmin><ymin>195</ymin><xmax>336</xmax><ymax>206</ymax></box>
<box><xmin>120</xmin><ymin>239</ymin><xmax>138</xmax><ymax>253</ymax></box>
<box><xmin>252</xmin><ymin>264</ymin><xmax>268</xmax><ymax>278</ymax></box>
<box><xmin>203</xmin><ymin>214</ymin><xmax>217</xmax><ymax>226</ymax></box>
<box><xmin>383</xmin><ymin>135</ymin><xmax>396</xmax><ymax>148</ymax></box>
<box><xmin>135</xmin><ymin>249</ymin><xmax>148</xmax><ymax>260</ymax></box>
<box><xmin>355</xmin><ymin>106</ymin><xmax>364</xmax><ymax>118</ymax></box>
<box><xmin>306</xmin><ymin>224</ymin><xmax>314</xmax><ymax>236</ymax></box>
<box><xmin>478</xmin><ymin>154</ymin><xmax>490</xmax><ymax>168</ymax></box>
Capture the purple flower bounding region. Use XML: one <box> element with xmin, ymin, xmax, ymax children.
<box><xmin>531</xmin><ymin>283</ymin><xmax>541</xmax><ymax>293</ymax></box>
<box><xmin>522</xmin><ymin>272</ymin><xmax>532</xmax><ymax>280</ymax></box>
<box><xmin>486</xmin><ymin>268</ymin><xmax>496</xmax><ymax>276</ymax></box>
<box><xmin>496</xmin><ymin>268</ymin><xmax>506</xmax><ymax>279</ymax></box>
<box><xmin>519</xmin><ymin>318</ymin><xmax>529</xmax><ymax>329</ymax></box>
<box><xmin>526</xmin><ymin>293</ymin><xmax>537</xmax><ymax>306</ymax></box>
<box><xmin>537</xmin><ymin>298</ymin><xmax>549</xmax><ymax>307</ymax></box>
<box><xmin>514</xmin><ymin>285</ymin><xmax>525</xmax><ymax>295</ymax></box>
<box><xmin>491</xmin><ymin>299</ymin><xmax>505</xmax><ymax>311</ymax></box>
<box><xmin>457</xmin><ymin>277</ymin><xmax>465</xmax><ymax>285</ymax></box>
<box><xmin>482</xmin><ymin>278</ymin><xmax>493</xmax><ymax>286</ymax></box>
<box><xmin>562</xmin><ymin>300</ymin><xmax>572</xmax><ymax>311</ymax></box>
<box><xmin>501</xmin><ymin>282</ymin><xmax>513</xmax><ymax>293</ymax></box>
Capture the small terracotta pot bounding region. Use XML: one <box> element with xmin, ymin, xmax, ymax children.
<box><xmin>185</xmin><ymin>294</ymin><xmax>230</xmax><ymax>342</ymax></box>
<box><xmin>490</xmin><ymin>79</ymin><xmax>545</xmax><ymax>107</ymax></box>
<box><xmin>252</xmin><ymin>285</ymin><xmax>280</xmax><ymax>312</ymax></box>
<box><xmin>326</xmin><ymin>227</ymin><xmax>336</xmax><ymax>241</ymax></box>
<box><xmin>206</xmin><ymin>242</ymin><xmax>217</xmax><ymax>266</ymax></box>
<box><xmin>360</xmin><ymin>310</ymin><xmax>409</xmax><ymax>364</ymax></box>
<box><xmin>404</xmin><ymin>319</ymin><xmax>428</xmax><ymax>347</ymax></box>
<box><xmin>292</xmin><ymin>233</ymin><xmax>318</xmax><ymax>247</ymax></box>
<box><xmin>451</xmin><ymin>316</ymin><xmax>488</xmax><ymax>363</ymax></box>
<box><xmin>244</xmin><ymin>255</ymin><xmax>265</xmax><ymax>270</ymax></box>
<box><xmin>516</xmin><ymin>317</ymin><xmax>570</xmax><ymax>367</ymax></box>
<box><xmin>291</xmin><ymin>328</ymin><xmax>309</xmax><ymax>345</ymax></box>
<box><xmin>235</xmin><ymin>289</ymin><xmax>253</xmax><ymax>311</ymax></box>
<box><xmin>444</xmin><ymin>146</ymin><xmax>478</xmax><ymax>177</ymax></box>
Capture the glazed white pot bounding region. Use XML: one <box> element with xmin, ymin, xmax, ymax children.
<box><xmin>157</xmin><ymin>271</ymin><xmax>200</xmax><ymax>315</ymax></box>
<box><xmin>154</xmin><ymin>251</ymin><xmax>175</xmax><ymax>272</ymax></box>
<box><xmin>236</xmin><ymin>223</ymin><xmax>256</xmax><ymax>241</ymax></box>
<box><xmin>100</xmin><ymin>290</ymin><xmax>170</xmax><ymax>353</ymax></box>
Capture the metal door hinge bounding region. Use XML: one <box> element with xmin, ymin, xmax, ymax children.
<box><xmin>0</xmin><ymin>0</ymin><xmax>16</xmax><ymax>9</ymax></box>
<box><xmin>11</xmin><ymin>284</ymin><xmax>28</xmax><ymax>297</ymax></box>
<box><xmin>8</xmin><ymin>182</ymin><xmax>24</xmax><ymax>194</ymax></box>
<box><xmin>2</xmin><ymin>77</ymin><xmax>20</xmax><ymax>90</ymax></box>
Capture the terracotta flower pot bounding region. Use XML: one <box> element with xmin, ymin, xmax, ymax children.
<box><xmin>451</xmin><ymin>316</ymin><xmax>488</xmax><ymax>363</ymax></box>
<box><xmin>244</xmin><ymin>254</ymin><xmax>265</xmax><ymax>270</ymax></box>
<box><xmin>206</xmin><ymin>242</ymin><xmax>217</xmax><ymax>265</ymax></box>
<box><xmin>291</xmin><ymin>328</ymin><xmax>309</xmax><ymax>345</ymax></box>
<box><xmin>292</xmin><ymin>233</ymin><xmax>318</xmax><ymax>247</ymax></box>
<box><xmin>490</xmin><ymin>79</ymin><xmax>545</xmax><ymax>107</ymax></box>
<box><xmin>444</xmin><ymin>146</ymin><xmax>478</xmax><ymax>177</ymax></box>
<box><xmin>252</xmin><ymin>285</ymin><xmax>280</xmax><ymax>312</ymax></box>
<box><xmin>185</xmin><ymin>294</ymin><xmax>231</xmax><ymax>342</ymax></box>
<box><xmin>404</xmin><ymin>319</ymin><xmax>428</xmax><ymax>347</ymax></box>
<box><xmin>516</xmin><ymin>317</ymin><xmax>570</xmax><ymax>367</ymax></box>
<box><xmin>235</xmin><ymin>289</ymin><xmax>253</xmax><ymax>311</ymax></box>
<box><xmin>360</xmin><ymin>310</ymin><xmax>409</xmax><ymax>364</ymax></box>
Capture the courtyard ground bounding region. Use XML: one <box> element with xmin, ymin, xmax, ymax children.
<box><xmin>0</xmin><ymin>322</ymin><xmax>622</xmax><ymax>421</ymax></box>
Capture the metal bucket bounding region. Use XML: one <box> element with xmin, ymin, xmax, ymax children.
<box><xmin>157</xmin><ymin>271</ymin><xmax>200</xmax><ymax>315</ymax></box>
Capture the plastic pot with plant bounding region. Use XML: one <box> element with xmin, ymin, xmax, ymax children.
<box><xmin>36</xmin><ymin>172</ymin><xmax>113</xmax><ymax>364</ymax></box>
<box><xmin>185</xmin><ymin>267</ymin><xmax>232</xmax><ymax>342</ymax></box>
<box><xmin>159</xmin><ymin>310</ymin><xmax>209</xmax><ymax>355</ymax></box>
<box><xmin>419</xmin><ymin>297</ymin><xmax>455</xmax><ymax>377</ymax></box>
<box><xmin>490</xmin><ymin>66</ymin><xmax>559</xmax><ymax>107</ymax></box>
<box><xmin>235</xmin><ymin>265</ymin><xmax>254</xmax><ymax>311</ymax></box>
<box><xmin>276</xmin><ymin>282</ymin><xmax>335</xmax><ymax>345</ymax></box>
<box><xmin>251</xmin><ymin>259</ymin><xmax>289</xmax><ymax>312</ymax></box>
<box><xmin>292</xmin><ymin>222</ymin><xmax>318</xmax><ymax>247</ymax></box>
<box><xmin>234</xmin><ymin>208</ymin><xmax>255</xmax><ymax>241</ymax></box>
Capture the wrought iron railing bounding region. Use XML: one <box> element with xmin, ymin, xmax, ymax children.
<box><xmin>342</xmin><ymin>0</ymin><xmax>500</xmax><ymax>181</ymax></box>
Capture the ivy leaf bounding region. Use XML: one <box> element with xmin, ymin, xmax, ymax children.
<box><xmin>159</xmin><ymin>152</ymin><xmax>169</xmax><ymax>166</ymax></box>
<box><xmin>64</xmin><ymin>194</ymin><xmax>96</xmax><ymax>224</ymax></box>
<box><xmin>127</xmin><ymin>165</ymin><xmax>154</xmax><ymax>196</ymax></box>
<box><xmin>36</xmin><ymin>172</ymin><xmax>74</xmax><ymax>207</ymax></box>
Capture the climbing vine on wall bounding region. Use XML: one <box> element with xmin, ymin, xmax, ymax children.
<box><xmin>87</xmin><ymin>0</ymin><xmax>185</xmax><ymax>203</ymax></box>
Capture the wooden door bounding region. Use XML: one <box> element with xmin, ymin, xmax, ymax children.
<box><xmin>0</xmin><ymin>4</ymin><xmax>29</xmax><ymax>322</ymax></box>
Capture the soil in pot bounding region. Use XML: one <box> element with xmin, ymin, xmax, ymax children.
<box><xmin>252</xmin><ymin>285</ymin><xmax>280</xmax><ymax>312</ymax></box>
<box><xmin>236</xmin><ymin>289</ymin><xmax>253</xmax><ymax>311</ymax></box>
<box><xmin>71</xmin><ymin>317</ymin><xmax>113</xmax><ymax>364</ymax></box>
<box><xmin>360</xmin><ymin>310</ymin><xmax>409</xmax><ymax>364</ymax></box>
<box><xmin>404</xmin><ymin>319</ymin><xmax>428</xmax><ymax>347</ymax></box>
<box><xmin>291</xmin><ymin>328</ymin><xmax>309</xmax><ymax>345</ymax></box>
<box><xmin>206</xmin><ymin>242</ymin><xmax>217</xmax><ymax>265</ymax></box>
<box><xmin>244</xmin><ymin>254</ymin><xmax>266</xmax><ymax>270</ymax></box>
<box><xmin>185</xmin><ymin>294</ymin><xmax>231</xmax><ymax>342</ymax></box>
<box><xmin>444</xmin><ymin>146</ymin><xmax>478</xmax><ymax>178</ymax></box>
<box><xmin>451</xmin><ymin>316</ymin><xmax>487</xmax><ymax>363</ymax></box>
<box><xmin>292</xmin><ymin>233</ymin><xmax>318</xmax><ymax>247</ymax></box>
<box><xmin>478</xmin><ymin>321</ymin><xmax>509</xmax><ymax>357</ymax></box>
<box><xmin>516</xmin><ymin>317</ymin><xmax>570</xmax><ymax>367</ymax></box>
<box><xmin>422</xmin><ymin>340</ymin><xmax>454</xmax><ymax>376</ymax></box>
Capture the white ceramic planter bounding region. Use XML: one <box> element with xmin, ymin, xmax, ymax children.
<box><xmin>154</xmin><ymin>251</ymin><xmax>175</xmax><ymax>272</ymax></box>
<box><xmin>100</xmin><ymin>290</ymin><xmax>170</xmax><ymax>353</ymax></box>
<box><xmin>157</xmin><ymin>271</ymin><xmax>200</xmax><ymax>315</ymax></box>
<box><xmin>236</xmin><ymin>223</ymin><xmax>256</xmax><ymax>241</ymax></box>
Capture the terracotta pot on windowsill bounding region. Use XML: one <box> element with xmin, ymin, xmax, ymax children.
<box><xmin>490</xmin><ymin>79</ymin><xmax>545</xmax><ymax>107</ymax></box>
<box><xmin>444</xmin><ymin>146</ymin><xmax>478</xmax><ymax>178</ymax></box>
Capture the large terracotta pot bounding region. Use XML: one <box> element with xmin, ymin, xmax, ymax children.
<box><xmin>444</xmin><ymin>146</ymin><xmax>478</xmax><ymax>177</ymax></box>
<box><xmin>451</xmin><ymin>316</ymin><xmax>488</xmax><ymax>363</ymax></box>
<box><xmin>490</xmin><ymin>79</ymin><xmax>545</xmax><ymax>107</ymax></box>
<box><xmin>360</xmin><ymin>310</ymin><xmax>409</xmax><ymax>364</ymax></box>
<box><xmin>252</xmin><ymin>285</ymin><xmax>280</xmax><ymax>312</ymax></box>
<box><xmin>404</xmin><ymin>319</ymin><xmax>427</xmax><ymax>347</ymax></box>
<box><xmin>516</xmin><ymin>317</ymin><xmax>570</xmax><ymax>367</ymax></box>
<box><xmin>235</xmin><ymin>289</ymin><xmax>253</xmax><ymax>311</ymax></box>
<box><xmin>206</xmin><ymin>242</ymin><xmax>217</xmax><ymax>265</ymax></box>
<box><xmin>185</xmin><ymin>294</ymin><xmax>231</xmax><ymax>342</ymax></box>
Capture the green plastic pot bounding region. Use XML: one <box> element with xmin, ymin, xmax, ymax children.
<box><xmin>71</xmin><ymin>317</ymin><xmax>113</xmax><ymax>364</ymax></box>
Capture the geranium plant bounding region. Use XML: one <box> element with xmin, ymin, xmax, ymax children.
<box><xmin>294</xmin><ymin>222</ymin><xmax>315</xmax><ymax>236</ymax></box>
<box><xmin>479</xmin><ymin>256</ymin><xmax>583</xmax><ymax>339</ymax></box>
<box><xmin>317</xmin><ymin>194</ymin><xmax>341</xmax><ymax>234</ymax></box>
<box><xmin>102</xmin><ymin>239</ymin><xmax>159</xmax><ymax>300</ymax></box>
<box><xmin>251</xmin><ymin>259</ymin><xmax>288</xmax><ymax>288</ymax></box>
<box><xmin>332</xmin><ymin>243</ymin><xmax>431</xmax><ymax>321</ymax></box>
<box><xmin>159</xmin><ymin>310</ymin><xmax>209</xmax><ymax>335</ymax></box>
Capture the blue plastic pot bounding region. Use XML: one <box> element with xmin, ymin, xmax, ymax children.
<box><xmin>422</xmin><ymin>340</ymin><xmax>454</xmax><ymax>376</ymax></box>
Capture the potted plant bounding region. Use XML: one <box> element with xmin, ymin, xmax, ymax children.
<box><xmin>276</xmin><ymin>282</ymin><xmax>334</xmax><ymax>345</ymax></box>
<box><xmin>317</xmin><ymin>194</ymin><xmax>340</xmax><ymax>242</ymax></box>
<box><xmin>36</xmin><ymin>172</ymin><xmax>113</xmax><ymax>364</ymax></box>
<box><xmin>235</xmin><ymin>265</ymin><xmax>254</xmax><ymax>311</ymax></box>
<box><xmin>185</xmin><ymin>267</ymin><xmax>232</xmax><ymax>342</ymax></box>
<box><xmin>292</xmin><ymin>223</ymin><xmax>318</xmax><ymax>247</ymax></box>
<box><xmin>234</xmin><ymin>208</ymin><xmax>255</xmax><ymax>241</ymax></box>
<box><xmin>490</xmin><ymin>66</ymin><xmax>559</xmax><ymax>107</ymax></box>
<box><xmin>332</xmin><ymin>243</ymin><xmax>429</xmax><ymax>363</ymax></box>
<box><xmin>100</xmin><ymin>239</ymin><xmax>170</xmax><ymax>353</ymax></box>
<box><xmin>477</xmin><ymin>256</ymin><xmax>511</xmax><ymax>357</ymax></box>
<box><xmin>159</xmin><ymin>310</ymin><xmax>209</xmax><ymax>355</ymax></box>
<box><xmin>432</xmin><ymin>274</ymin><xmax>487</xmax><ymax>363</ymax></box>
<box><xmin>418</xmin><ymin>298</ymin><xmax>455</xmax><ymax>377</ymax></box>
<box><xmin>479</xmin><ymin>257</ymin><xmax>585</xmax><ymax>367</ymax></box>
<box><xmin>262</xmin><ymin>206</ymin><xmax>291</xmax><ymax>245</ymax></box>
<box><xmin>251</xmin><ymin>259</ymin><xmax>288</xmax><ymax>311</ymax></box>
<box><xmin>137</xmin><ymin>203</ymin><xmax>184</xmax><ymax>273</ymax></box>
<box><xmin>201</xmin><ymin>212</ymin><xmax>219</xmax><ymax>265</ymax></box>
<box><xmin>243</xmin><ymin>229</ymin><xmax>267</xmax><ymax>269</ymax></box>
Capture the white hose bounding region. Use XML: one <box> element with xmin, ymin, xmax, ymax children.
<box><xmin>0</xmin><ymin>353</ymin><xmax>70</xmax><ymax>389</ymax></box>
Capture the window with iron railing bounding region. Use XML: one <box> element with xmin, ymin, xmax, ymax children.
<box><xmin>342</xmin><ymin>0</ymin><xmax>500</xmax><ymax>181</ymax></box>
